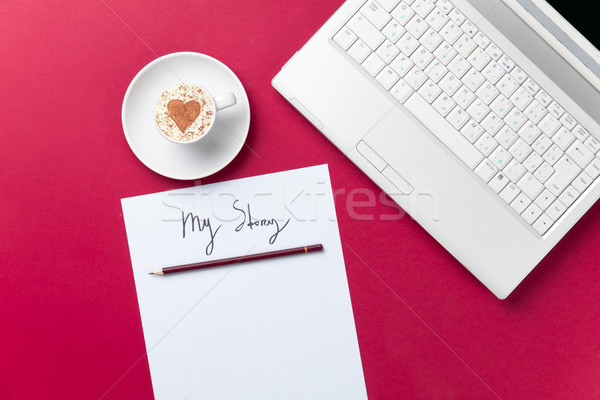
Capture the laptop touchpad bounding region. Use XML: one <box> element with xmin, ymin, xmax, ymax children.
<box><xmin>363</xmin><ymin>107</ymin><xmax>445</xmax><ymax>189</ymax></box>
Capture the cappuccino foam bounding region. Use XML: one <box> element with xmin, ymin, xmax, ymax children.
<box><xmin>155</xmin><ymin>83</ymin><xmax>215</xmax><ymax>143</ymax></box>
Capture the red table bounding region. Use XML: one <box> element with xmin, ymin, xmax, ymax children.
<box><xmin>2</xmin><ymin>1</ymin><xmax>599</xmax><ymax>399</ymax></box>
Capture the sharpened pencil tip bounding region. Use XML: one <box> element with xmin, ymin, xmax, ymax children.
<box><xmin>148</xmin><ymin>272</ymin><xmax>154</xmax><ymax>275</ymax></box>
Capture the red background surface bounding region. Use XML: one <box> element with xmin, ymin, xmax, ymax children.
<box><xmin>2</xmin><ymin>1</ymin><xmax>600</xmax><ymax>399</ymax></box>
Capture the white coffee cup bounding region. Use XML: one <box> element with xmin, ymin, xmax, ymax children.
<box><xmin>154</xmin><ymin>83</ymin><xmax>236</xmax><ymax>144</ymax></box>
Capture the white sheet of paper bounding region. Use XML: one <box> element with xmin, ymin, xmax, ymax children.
<box><xmin>121</xmin><ymin>165</ymin><xmax>367</xmax><ymax>399</ymax></box>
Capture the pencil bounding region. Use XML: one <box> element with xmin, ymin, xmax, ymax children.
<box><xmin>148</xmin><ymin>244</ymin><xmax>323</xmax><ymax>275</ymax></box>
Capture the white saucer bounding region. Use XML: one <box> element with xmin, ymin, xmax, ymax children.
<box><xmin>122</xmin><ymin>52</ymin><xmax>250</xmax><ymax>180</ymax></box>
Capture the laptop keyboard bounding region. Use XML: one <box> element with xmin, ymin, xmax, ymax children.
<box><xmin>333</xmin><ymin>0</ymin><xmax>600</xmax><ymax>236</ymax></box>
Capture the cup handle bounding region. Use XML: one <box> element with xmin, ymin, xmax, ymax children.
<box><xmin>214</xmin><ymin>93</ymin><xmax>237</xmax><ymax>111</ymax></box>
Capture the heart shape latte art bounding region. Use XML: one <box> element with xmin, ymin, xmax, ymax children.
<box><xmin>167</xmin><ymin>100</ymin><xmax>201</xmax><ymax>133</ymax></box>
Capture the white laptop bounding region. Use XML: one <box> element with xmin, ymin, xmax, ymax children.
<box><xmin>272</xmin><ymin>0</ymin><xmax>600</xmax><ymax>299</ymax></box>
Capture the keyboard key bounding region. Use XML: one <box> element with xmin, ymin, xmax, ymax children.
<box><xmin>439</xmin><ymin>72</ymin><xmax>460</xmax><ymax>95</ymax></box>
<box><xmin>518</xmin><ymin>122</ymin><xmax>541</xmax><ymax>145</ymax></box>
<box><xmin>489</xmin><ymin>171</ymin><xmax>510</xmax><ymax>193</ymax></box>
<box><xmin>425</xmin><ymin>8</ymin><xmax>449</xmax><ymax>31</ymax></box>
<box><xmin>532</xmin><ymin>134</ymin><xmax>552</xmax><ymax>155</ymax></box>
<box><xmin>585</xmin><ymin>158</ymin><xmax>600</xmax><ymax>179</ymax></box>
<box><xmin>454</xmin><ymin>34</ymin><xmax>477</xmax><ymax>57</ymax></box>
<box><xmin>461</xmin><ymin>120</ymin><xmax>484</xmax><ymax>143</ymax></box>
<box><xmin>509</xmin><ymin>67</ymin><xmax>528</xmax><ymax>85</ymax></box>
<box><xmin>334</xmin><ymin>27</ymin><xmax>358</xmax><ymax>50</ymax></box>
<box><xmin>462</xmin><ymin>69</ymin><xmax>485</xmax><ymax>91</ymax></box>
<box><xmin>518</xmin><ymin>172</ymin><xmax>544</xmax><ymax>199</ymax></box>
<box><xmin>433</xmin><ymin>42</ymin><xmax>457</xmax><ymax>65</ymax></box>
<box><xmin>524</xmin><ymin>152</ymin><xmax>543</xmax><ymax>173</ymax></box>
<box><xmin>500</xmin><ymin>182</ymin><xmax>520</xmax><ymax>203</ymax></box>
<box><xmin>504</xmin><ymin>159</ymin><xmax>527</xmax><ymax>182</ymax></box>
<box><xmin>360</xmin><ymin>1</ymin><xmax>392</xmax><ymax>30</ymax></box>
<box><xmin>509</xmin><ymin>138</ymin><xmax>532</xmax><ymax>162</ymax></box>
<box><xmin>376</xmin><ymin>40</ymin><xmax>401</xmax><ymax>63</ymax></box>
<box><xmin>524</xmin><ymin>100</ymin><xmax>546</xmax><ymax>124</ymax></box>
<box><xmin>362</xmin><ymin>52</ymin><xmax>386</xmax><ymax>76</ymax></box>
<box><xmin>437</xmin><ymin>0</ymin><xmax>453</xmax><ymax>14</ymax></box>
<box><xmin>509</xmin><ymin>88</ymin><xmax>533</xmax><ymax>111</ymax></box>
<box><xmin>475</xmin><ymin>158</ymin><xmax>498</xmax><ymax>182</ymax></box>
<box><xmin>467</xmin><ymin>48</ymin><xmax>491</xmax><ymax>71</ymax></box>
<box><xmin>572</xmin><ymin>171</ymin><xmax>592</xmax><ymax>193</ymax></box>
<box><xmin>474</xmin><ymin>133</ymin><xmax>497</xmax><ymax>156</ymax></box>
<box><xmin>548</xmin><ymin>101</ymin><xmax>565</xmax><ymax>119</ymax></box>
<box><xmin>460</xmin><ymin>19</ymin><xmax>477</xmax><ymax>37</ymax></box>
<box><xmin>410</xmin><ymin>46</ymin><xmax>434</xmax><ymax>68</ymax></box>
<box><xmin>542</xmin><ymin>144</ymin><xmax>563</xmax><ymax>166</ymax></box>
<box><xmin>404</xmin><ymin>65</ymin><xmax>427</xmax><ymax>89</ymax></box>
<box><xmin>559</xmin><ymin>113</ymin><xmax>577</xmax><ymax>130</ymax></box>
<box><xmin>535</xmin><ymin>90</ymin><xmax>552</xmax><ymax>107</ymax></box>
<box><xmin>420</xmin><ymin>28</ymin><xmax>443</xmax><ymax>52</ymax></box>
<box><xmin>412</xmin><ymin>0</ymin><xmax>435</xmax><ymax>18</ymax></box>
<box><xmin>382</xmin><ymin>19</ymin><xmax>407</xmax><ymax>43</ymax></box>
<box><xmin>348</xmin><ymin>39</ymin><xmax>372</xmax><ymax>63</ymax></box>
<box><xmin>467</xmin><ymin>99</ymin><xmax>490</xmax><ymax>123</ymax></box>
<box><xmin>584</xmin><ymin>136</ymin><xmax>600</xmax><ymax>154</ymax></box>
<box><xmin>497</xmin><ymin>74</ymin><xmax>519</xmax><ymax>97</ymax></box>
<box><xmin>523</xmin><ymin>78</ymin><xmax>540</xmax><ymax>96</ymax></box>
<box><xmin>480</xmin><ymin>112</ymin><xmax>503</xmax><ymax>135</ymax></box>
<box><xmin>558</xmin><ymin>186</ymin><xmax>579</xmax><ymax>207</ymax></box>
<box><xmin>553</xmin><ymin>127</ymin><xmax>575</xmax><ymax>150</ymax></box>
<box><xmin>424</xmin><ymin>60</ymin><xmax>448</xmax><ymax>82</ymax></box>
<box><xmin>532</xmin><ymin>214</ymin><xmax>553</xmax><ymax>235</ymax></box>
<box><xmin>390</xmin><ymin>79</ymin><xmax>413</xmax><ymax>102</ymax></box>
<box><xmin>533</xmin><ymin>162</ymin><xmax>554</xmax><ymax>183</ymax></box>
<box><xmin>391</xmin><ymin>1</ymin><xmax>415</xmax><ymax>25</ymax></box>
<box><xmin>545</xmin><ymin>155</ymin><xmax>580</xmax><ymax>196</ymax></box>
<box><xmin>348</xmin><ymin>13</ymin><xmax>386</xmax><ymax>49</ymax></box>
<box><xmin>390</xmin><ymin>54</ymin><xmax>414</xmax><ymax>76</ymax></box>
<box><xmin>448</xmin><ymin>55</ymin><xmax>470</xmax><ymax>78</ymax></box>
<box><xmin>566</xmin><ymin>140</ymin><xmax>594</xmax><ymax>168</ymax></box>
<box><xmin>489</xmin><ymin>146</ymin><xmax>512</xmax><ymax>169</ymax></box>
<box><xmin>449</xmin><ymin>8</ymin><xmax>465</xmax><ymax>25</ymax></box>
<box><xmin>376</xmin><ymin>65</ymin><xmax>401</xmax><ymax>89</ymax></box>
<box><xmin>496</xmin><ymin>126</ymin><xmax>518</xmax><ymax>149</ymax></box>
<box><xmin>504</xmin><ymin>108</ymin><xmax>527</xmax><ymax>131</ymax></box>
<box><xmin>378</xmin><ymin>0</ymin><xmax>401</xmax><ymax>12</ymax></box>
<box><xmin>473</xmin><ymin>32</ymin><xmax>490</xmax><ymax>48</ymax></box>
<box><xmin>522</xmin><ymin>203</ymin><xmax>543</xmax><ymax>224</ymax></box>
<box><xmin>535</xmin><ymin>189</ymin><xmax>555</xmax><ymax>210</ymax></box>
<box><xmin>572</xmin><ymin>124</ymin><xmax>590</xmax><ymax>142</ymax></box>
<box><xmin>447</xmin><ymin>107</ymin><xmax>469</xmax><ymax>130</ymax></box>
<box><xmin>485</xmin><ymin>43</ymin><xmax>502</xmax><ymax>60</ymax></box>
<box><xmin>546</xmin><ymin>200</ymin><xmax>566</xmax><ymax>220</ymax></box>
<box><xmin>546</xmin><ymin>199</ymin><xmax>567</xmax><ymax>221</ymax></box>
<box><xmin>538</xmin><ymin>114</ymin><xmax>560</xmax><ymax>136</ymax></box>
<box><xmin>489</xmin><ymin>94</ymin><xmax>512</xmax><ymax>118</ymax></box>
<box><xmin>406</xmin><ymin>15</ymin><xmax>428</xmax><ymax>38</ymax></box>
<box><xmin>498</xmin><ymin>55</ymin><xmax>515</xmax><ymax>72</ymax></box>
<box><xmin>432</xmin><ymin>93</ymin><xmax>456</xmax><ymax>116</ymax></box>
<box><xmin>417</xmin><ymin>79</ymin><xmax>442</xmax><ymax>103</ymax></box>
<box><xmin>397</xmin><ymin>32</ymin><xmax>419</xmax><ymax>55</ymax></box>
<box><xmin>476</xmin><ymin>82</ymin><xmax>500</xmax><ymax>105</ymax></box>
<box><xmin>453</xmin><ymin>86</ymin><xmax>476</xmax><ymax>109</ymax></box>
<box><xmin>440</xmin><ymin>22</ymin><xmax>463</xmax><ymax>44</ymax></box>
<box><xmin>481</xmin><ymin>61</ymin><xmax>505</xmax><ymax>85</ymax></box>
<box><xmin>508</xmin><ymin>194</ymin><xmax>530</xmax><ymax>216</ymax></box>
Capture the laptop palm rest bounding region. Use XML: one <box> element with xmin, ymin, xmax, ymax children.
<box><xmin>361</xmin><ymin>107</ymin><xmax>446</xmax><ymax>192</ymax></box>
